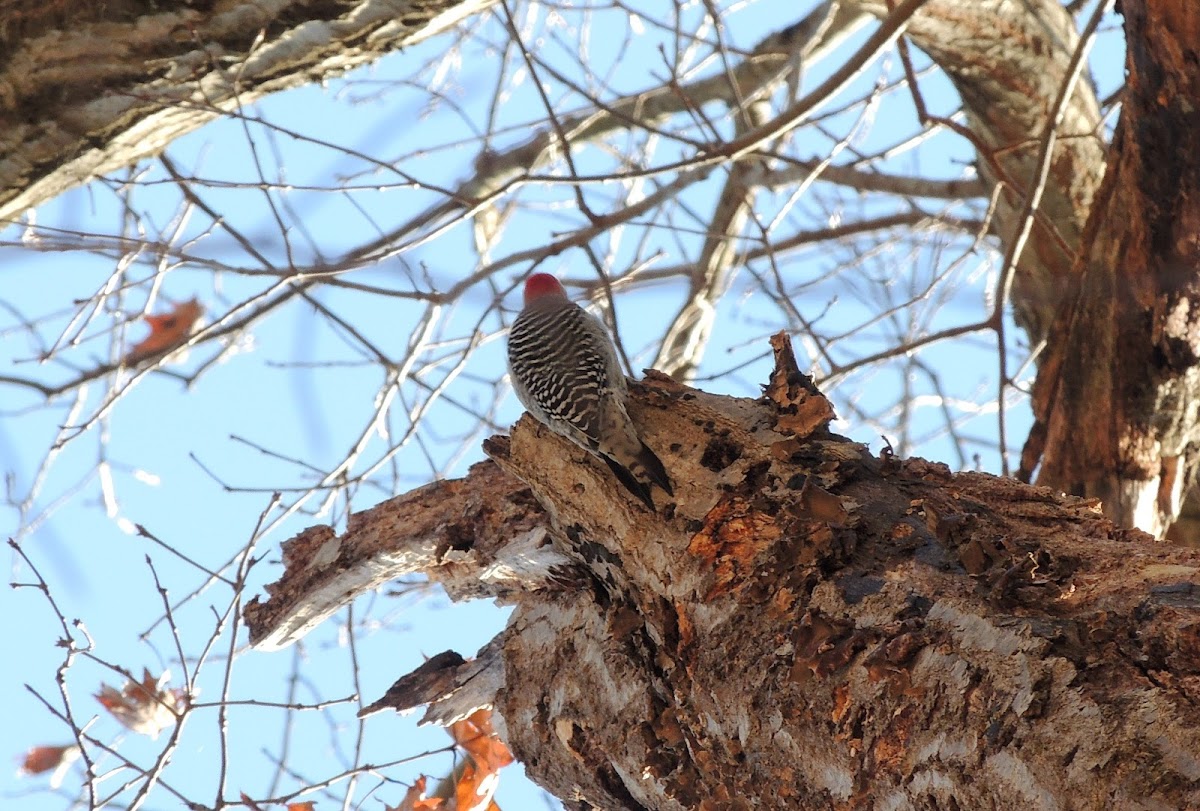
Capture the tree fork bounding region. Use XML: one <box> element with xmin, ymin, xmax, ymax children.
<box><xmin>246</xmin><ymin>333</ymin><xmax>1200</xmax><ymax>809</ymax></box>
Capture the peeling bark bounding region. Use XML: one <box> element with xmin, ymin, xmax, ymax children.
<box><xmin>248</xmin><ymin>335</ymin><xmax>1200</xmax><ymax>809</ymax></box>
<box><xmin>244</xmin><ymin>461</ymin><xmax>567</xmax><ymax>650</ymax></box>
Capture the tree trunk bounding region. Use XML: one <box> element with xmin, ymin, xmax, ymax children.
<box><xmin>247</xmin><ymin>335</ymin><xmax>1200</xmax><ymax>810</ymax></box>
<box><xmin>1024</xmin><ymin>0</ymin><xmax>1200</xmax><ymax>538</ymax></box>
<box><xmin>0</xmin><ymin>0</ymin><xmax>492</xmax><ymax>221</ymax></box>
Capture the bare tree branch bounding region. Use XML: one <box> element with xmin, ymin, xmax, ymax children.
<box><xmin>846</xmin><ymin>0</ymin><xmax>1106</xmax><ymax>345</ymax></box>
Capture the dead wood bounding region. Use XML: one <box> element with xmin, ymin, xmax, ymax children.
<box><xmin>247</xmin><ymin>333</ymin><xmax>1200</xmax><ymax>810</ymax></box>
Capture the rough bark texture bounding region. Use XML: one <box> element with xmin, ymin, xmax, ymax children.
<box><xmin>1024</xmin><ymin>0</ymin><xmax>1200</xmax><ymax>537</ymax></box>
<box><xmin>0</xmin><ymin>0</ymin><xmax>493</xmax><ymax>222</ymax></box>
<box><xmin>245</xmin><ymin>461</ymin><xmax>567</xmax><ymax>650</ymax></box>
<box><xmin>248</xmin><ymin>336</ymin><xmax>1200</xmax><ymax>810</ymax></box>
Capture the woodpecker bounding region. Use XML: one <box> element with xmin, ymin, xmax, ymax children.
<box><xmin>507</xmin><ymin>273</ymin><xmax>674</xmax><ymax>510</ymax></box>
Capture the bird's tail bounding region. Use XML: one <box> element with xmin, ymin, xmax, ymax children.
<box><xmin>634</xmin><ymin>441</ymin><xmax>673</xmax><ymax>497</ymax></box>
<box><xmin>601</xmin><ymin>443</ymin><xmax>673</xmax><ymax>510</ymax></box>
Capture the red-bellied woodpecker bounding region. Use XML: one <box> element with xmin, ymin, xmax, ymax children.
<box><xmin>507</xmin><ymin>273</ymin><xmax>674</xmax><ymax>510</ymax></box>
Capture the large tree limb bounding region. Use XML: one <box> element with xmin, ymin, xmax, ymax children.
<box><xmin>0</xmin><ymin>0</ymin><xmax>495</xmax><ymax>222</ymax></box>
<box><xmin>248</xmin><ymin>334</ymin><xmax>1200</xmax><ymax>809</ymax></box>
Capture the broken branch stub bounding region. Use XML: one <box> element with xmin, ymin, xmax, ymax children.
<box><xmin>243</xmin><ymin>462</ymin><xmax>568</xmax><ymax>651</ymax></box>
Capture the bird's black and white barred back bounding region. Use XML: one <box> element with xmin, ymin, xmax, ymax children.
<box><xmin>507</xmin><ymin>273</ymin><xmax>673</xmax><ymax>509</ymax></box>
<box><xmin>507</xmin><ymin>289</ymin><xmax>623</xmax><ymax>449</ymax></box>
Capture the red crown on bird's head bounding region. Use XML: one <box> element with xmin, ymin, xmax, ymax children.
<box><xmin>523</xmin><ymin>273</ymin><xmax>566</xmax><ymax>306</ymax></box>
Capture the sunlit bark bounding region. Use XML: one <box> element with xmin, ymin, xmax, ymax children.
<box><xmin>249</xmin><ymin>335</ymin><xmax>1200</xmax><ymax>809</ymax></box>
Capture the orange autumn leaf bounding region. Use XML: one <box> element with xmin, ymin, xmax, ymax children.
<box><xmin>95</xmin><ymin>668</ymin><xmax>187</xmax><ymax>738</ymax></box>
<box><xmin>384</xmin><ymin>710</ymin><xmax>511</xmax><ymax>810</ymax></box>
<box><xmin>287</xmin><ymin>803</ymin><xmax>317</xmax><ymax>811</ymax></box>
<box><xmin>445</xmin><ymin>709</ymin><xmax>512</xmax><ymax>811</ymax></box>
<box><xmin>388</xmin><ymin>776</ymin><xmax>444</xmax><ymax>811</ymax></box>
<box><xmin>124</xmin><ymin>298</ymin><xmax>203</xmax><ymax>363</ymax></box>
<box><xmin>19</xmin><ymin>744</ymin><xmax>79</xmax><ymax>776</ymax></box>
<box><xmin>454</xmin><ymin>758</ymin><xmax>501</xmax><ymax>811</ymax></box>
<box><xmin>449</xmin><ymin>710</ymin><xmax>513</xmax><ymax>773</ymax></box>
